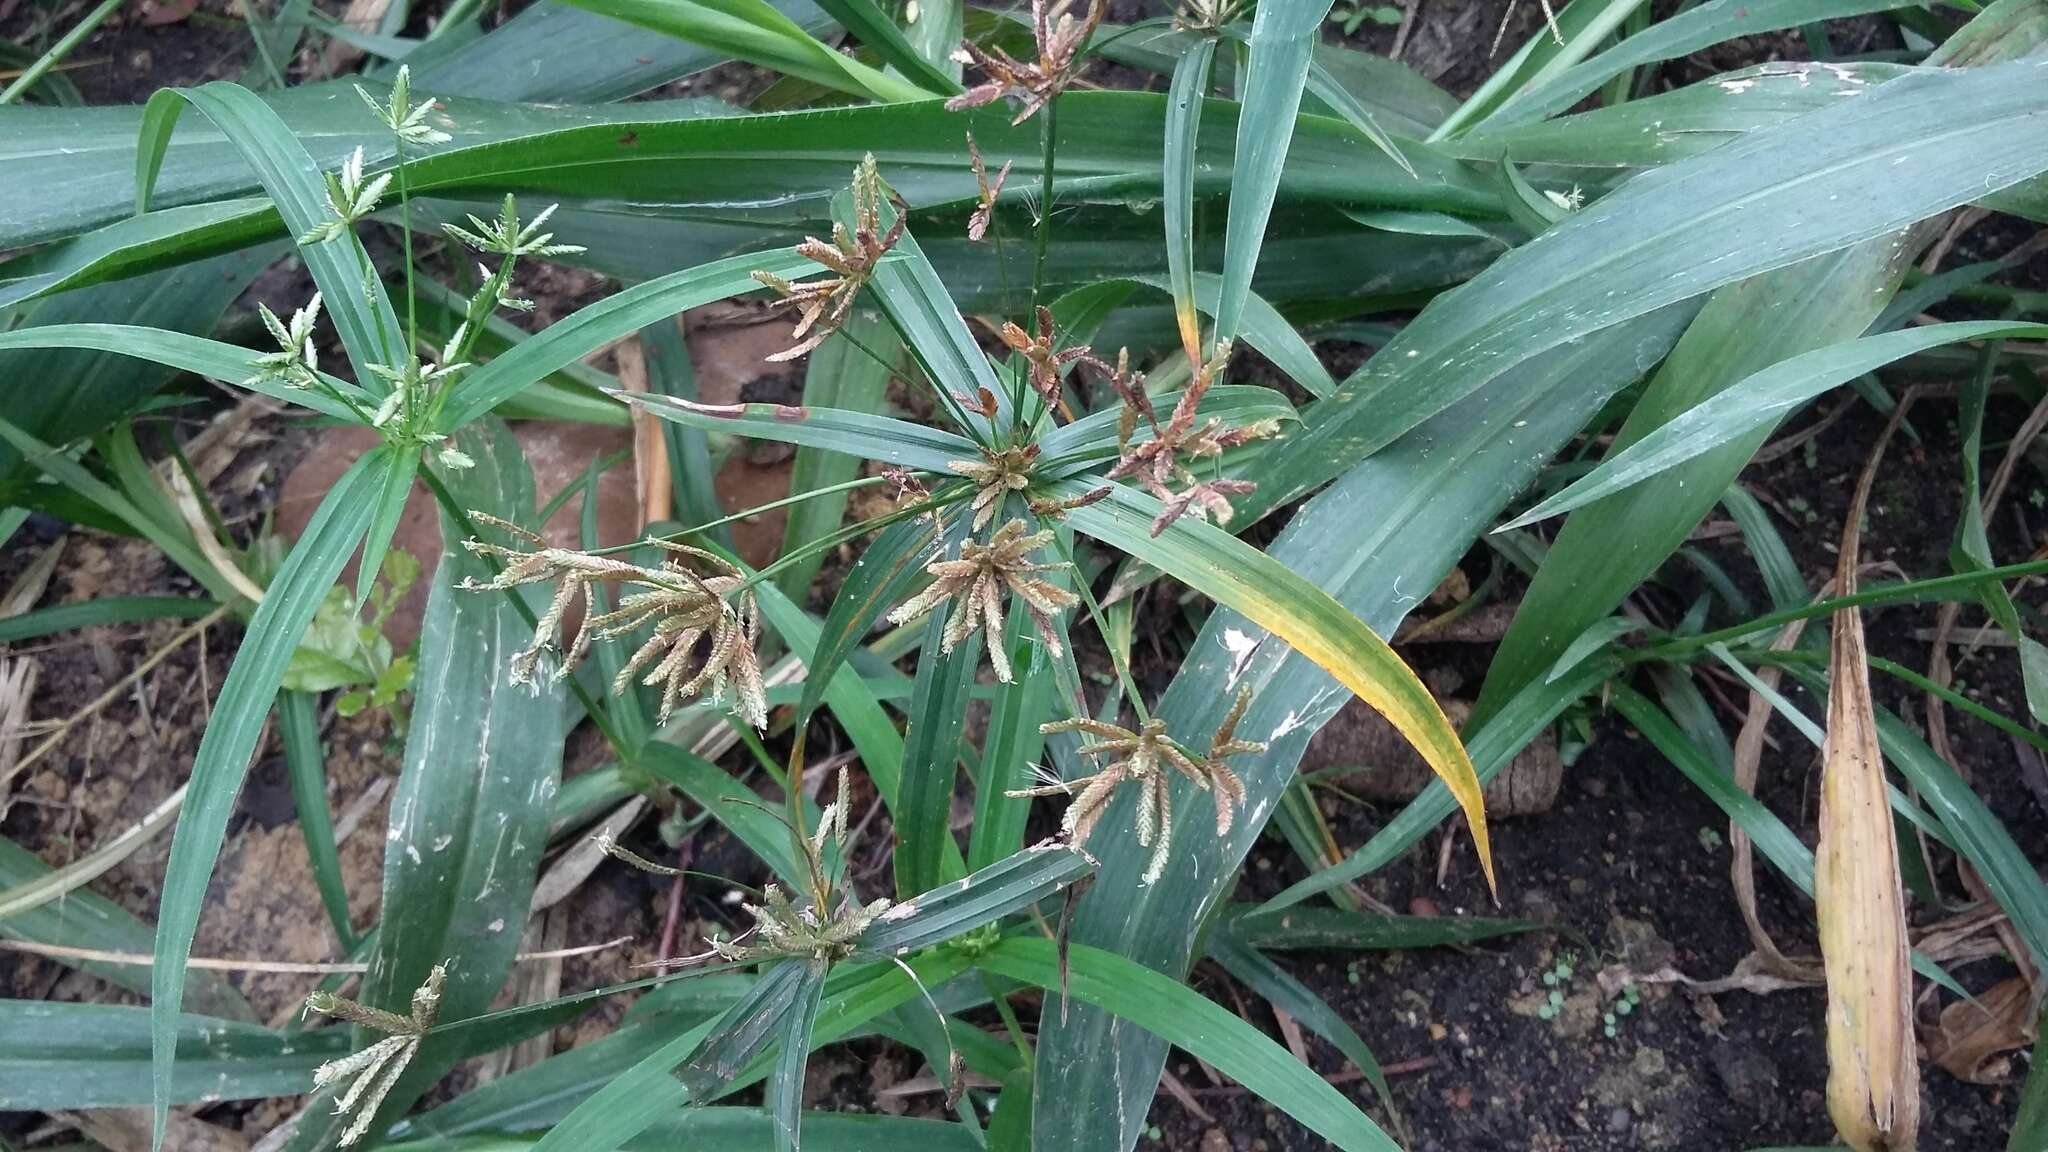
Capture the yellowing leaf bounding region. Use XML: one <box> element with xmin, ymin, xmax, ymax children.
<box><xmin>1065</xmin><ymin>484</ymin><xmax>1492</xmax><ymax>890</ymax></box>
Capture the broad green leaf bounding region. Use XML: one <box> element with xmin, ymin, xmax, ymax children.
<box><xmin>6</xmin><ymin>92</ymin><xmax>1495</xmax><ymax>305</ymax></box>
<box><xmin>985</xmin><ymin>1067</ymin><xmax>1034</xmax><ymax>1152</ymax></box>
<box><xmin>642</xmin><ymin>316</ymin><xmax>730</xmax><ymax>546</ymax></box>
<box><xmin>1612</xmin><ymin>681</ymin><xmax>1968</xmax><ymax>995</ymax></box>
<box><xmin>968</xmin><ymin>603</ymin><xmax>1059</xmax><ymax>870</ymax></box>
<box><xmin>1723</xmin><ymin>486</ymin><xmax>1807</xmax><ymax>612</ymax></box>
<box><xmin>390</xmin><ymin>975</ymin><xmax>764</xmax><ymax>1139</ymax></box>
<box><xmin>766</xmin><ymin>959</ymin><xmax>829</xmax><ymax>1152</ymax></box>
<box><xmin>1473</xmin><ymin>240</ymin><xmax>1915</xmax><ymax>725</ymax></box>
<box><xmin>528</xmin><ymin>951</ymin><xmax>972</xmax><ymax>1152</ymax></box>
<box><xmin>137</xmin><ymin>83</ymin><xmax>406</xmax><ymax>389</ymax></box>
<box><xmin>853</xmin><ymin>190</ymin><xmax>1005</xmax><ymax>435</ymax></box>
<box><xmin>1225</xmin><ymin>904</ymin><xmax>1544</xmax><ymax>951</ymax></box>
<box><xmin>794</xmin><ymin>515</ymin><xmax>940</xmax><ymax>736</ymax></box>
<box><xmin>1303</xmin><ymin>58</ymin><xmax>1414</xmax><ymax>178</ymax></box>
<box><xmin>640</xmin><ymin>742</ymin><xmax>815</xmax><ymax>891</ymax></box>
<box><xmin>1207</xmin><ymin>932</ymin><xmax>1402</xmax><ymax>1139</ymax></box>
<box><xmin>0</xmin><ymin>249</ymin><xmax>277</xmax><ymax>485</ymax></box>
<box><xmin>1432</xmin><ymin>0</ymin><xmax>1648</xmax><ymax>138</ymax></box>
<box><xmin>0</xmin><ymin>415</ymin><xmax>229</xmax><ymax>603</ymax></box>
<box><xmin>746</xmin><ymin>575</ymin><xmax>910</xmax><ymax>817</ymax></box>
<box><xmin>1061</xmin><ymin>483</ymin><xmax>1492</xmax><ymax>886</ymax></box>
<box><xmin>357</xmin><ymin>449</ymin><xmax>421</xmax><ymax>609</ymax></box>
<box><xmin>399</xmin><ymin>1109</ymin><xmax>983</xmax><ymax>1151</ymax></box>
<box><xmin>808</xmin><ymin>0</ymin><xmax>960</xmax><ymax>93</ymax></box>
<box><xmin>980</xmin><ymin>938</ymin><xmax>1398</xmax><ymax>1152</ymax></box>
<box><xmin>677</xmin><ymin>958</ymin><xmax>824</xmax><ymax>1122</ymax></box>
<box><xmin>0</xmin><ymin>323</ymin><xmax>367</xmax><ymax>420</ymax></box>
<box><xmin>1441</xmin><ymin>60</ymin><xmax>1906</xmax><ymax>168</ymax></box>
<box><xmin>1343</xmin><ymin>207</ymin><xmax>1500</xmax><ymax>241</ymax></box>
<box><xmin>1037</xmin><ymin>312</ymin><xmax>1692</xmax><ymax>1149</ymax></box>
<box><xmin>410</xmin><ymin>0</ymin><xmax>836</xmax><ymax>104</ymax></box>
<box><xmin>1504</xmin><ymin>319</ymin><xmax>2048</xmax><ymax>530</ymax></box>
<box><xmin>0</xmin><ymin>1002</ymin><xmax>348</xmax><ymax>1110</ymax></box>
<box><xmin>1087</xmin><ymin>20</ymin><xmax>1457</xmax><ymax>139</ymax></box>
<box><xmin>1953</xmin><ymin>338</ymin><xmax>2048</xmax><ymax>724</ymax></box>
<box><xmin>1482</xmin><ymin>0</ymin><xmax>1918</xmax><ymax>128</ymax></box>
<box><xmin>151</xmin><ymin>448</ymin><xmax>386</xmax><ymax>1145</ymax></box>
<box><xmin>297</xmin><ymin>423</ymin><xmax>571</xmax><ymax>1151</ymax></box>
<box><xmin>2017</xmin><ymin>1019</ymin><xmax>2048</xmax><ymax>1152</ymax></box>
<box><xmin>0</xmin><ymin>838</ymin><xmax>249</xmax><ymax>1018</ymax></box>
<box><xmin>1107</xmin><ymin>274</ymin><xmax>1336</xmax><ymax>399</ymax></box>
<box><xmin>1252</xmin><ymin>60</ymin><xmax>2048</xmax><ymax>522</ymax></box>
<box><xmin>554</xmin><ymin>0</ymin><xmax>927</xmax><ymax>102</ymax></box>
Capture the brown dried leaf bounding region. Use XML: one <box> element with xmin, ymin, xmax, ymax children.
<box><xmin>1817</xmin><ymin>398</ymin><xmax>1919</xmax><ymax>1152</ymax></box>
<box><xmin>1926</xmin><ymin>976</ymin><xmax>2034</xmax><ymax>1084</ymax></box>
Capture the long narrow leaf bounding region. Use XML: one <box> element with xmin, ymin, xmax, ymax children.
<box><xmin>1505</xmin><ymin>320</ymin><xmax>2048</xmax><ymax>530</ymax></box>
<box><xmin>151</xmin><ymin>448</ymin><xmax>386</xmax><ymax>1146</ymax></box>
<box><xmin>980</xmin><ymin>938</ymin><xmax>1398</xmax><ymax>1152</ymax></box>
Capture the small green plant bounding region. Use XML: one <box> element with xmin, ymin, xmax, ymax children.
<box><xmin>1328</xmin><ymin>0</ymin><xmax>1402</xmax><ymax>36</ymax></box>
<box><xmin>1697</xmin><ymin>826</ymin><xmax>1724</xmax><ymax>852</ymax></box>
<box><xmin>281</xmin><ymin>549</ymin><xmax>420</xmax><ymax>725</ymax></box>
<box><xmin>1602</xmin><ymin>982</ymin><xmax>1641</xmax><ymax>1039</ymax></box>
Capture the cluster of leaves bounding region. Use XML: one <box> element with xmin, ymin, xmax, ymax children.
<box><xmin>2</xmin><ymin>0</ymin><xmax>2048</xmax><ymax>1150</ymax></box>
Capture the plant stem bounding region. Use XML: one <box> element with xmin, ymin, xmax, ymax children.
<box><xmin>0</xmin><ymin>0</ymin><xmax>122</xmax><ymax>104</ymax></box>
<box><xmin>1051</xmin><ymin>533</ymin><xmax>1147</xmax><ymax>723</ymax></box>
<box><xmin>397</xmin><ymin>136</ymin><xmax>418</xmax><ymax>356</ymax></box>
<box><xmin>1736</xmin><ymin>646</ymin><xmax>2048</xmax><ymax>755</ymax></box>
<box><xmin>1029</xmin><ymin>99</ymin><xmax>1059</xmax><ymax>314</ymax></box>
<box><xmin>981</xmin><ymin>971</ymin><xmax>1035</xmax><ymax>1064</ymax></box>
<box><xmin>729</xmin><ymin>492</ymin><xmax>961</xmax><ymax>597</ymax></box>
<box><xmin>1636</xmin><ymin>555</ymin><xmax>2048</xmax><ymax>659</ymax></box>
<box><xmin>417</xmin><ymin>463</ymin><xmax>631</xmax><ymax>758</ymax></box>
<box><xmin>586</xmin><ymin>475</ymin><xmax>891</xmax><ymax>557</ymax></box>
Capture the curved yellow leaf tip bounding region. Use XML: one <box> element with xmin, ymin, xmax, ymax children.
<box><xmin>1278</xmin><ymin>617</ymin><xmax>1494</xmax><ymax>897</ymax></box>
<box><xmin>1380</xmin><ymin>686</ymin><xmax>1494</xmax><ymax>898</ymax></box>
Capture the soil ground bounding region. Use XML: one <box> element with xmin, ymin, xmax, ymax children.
<box><xmin>4</xmin><ymin>1</ymin><xmax>2046</xmax><ymax>1150</ymax></box>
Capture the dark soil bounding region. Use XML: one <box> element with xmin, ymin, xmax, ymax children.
<box><xmin>5</xmin><ymin>2</ymin><xmax>2046</xmax><ymax>1152</ymax></box>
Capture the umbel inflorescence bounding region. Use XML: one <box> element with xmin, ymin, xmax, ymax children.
<box><xmin>459</xmin><ymin>516</ymin><xmax>767</xmax><ymax>729</ymax></box>
<box><xmin>1011</xmin><ymin>687</ymin><xmax>1265</xmax><ymax>884</ymax></box>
